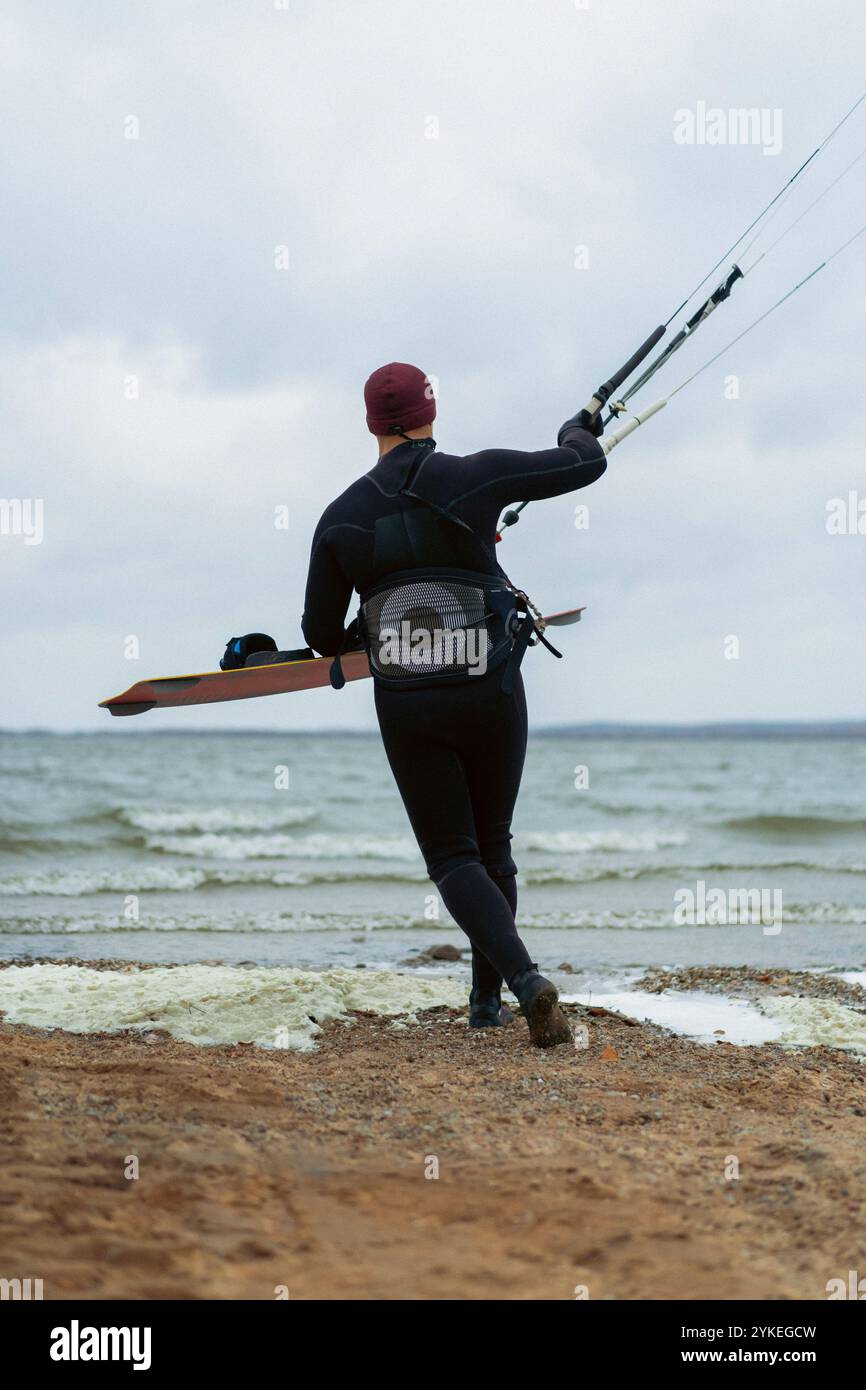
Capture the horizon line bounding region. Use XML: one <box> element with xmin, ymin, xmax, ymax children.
<box><xmin>3</xmin><ymin>718</ymin><xmax>866</xmax><ymax>738</ymax></box>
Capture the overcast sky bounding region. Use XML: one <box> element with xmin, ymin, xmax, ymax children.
<box><xmin>2</xmin><ymin>0</ymin><xmax>864</xmax><ymax>732</ymax></box>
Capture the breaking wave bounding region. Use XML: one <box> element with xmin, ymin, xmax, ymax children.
<box><xmin>5</xmin><ymin>900</ymin><xmax>866</xmax><ymax>935</ymax></box>
<box><xmin>719</xmin><ymin>814</ymin><xmax>866</xmax><ymax>837</ymax></box>
<box><xmin>0</xmin><ymin>864</ymin><xmax>429</xmax><ymax>896</ymax></box>
<box><xmin>145</xmin><ymin>831</ymin><xmax>421</xmax><ymax>861</ymax></box>
<box><xmin>116</xmin><ymin>805</ymin><xmax>318</xmax><ymax>833</ymax></box>
<box><xmin>519</xmin><ymin>829</ymin><xmax>688</xmax><ymax>853</ymax></box>
<box><xmin>142</xmin><ymin>826</ymin><xmax>690</xmax><ymax>862</ymax></box>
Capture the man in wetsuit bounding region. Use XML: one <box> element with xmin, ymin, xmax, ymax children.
<box><xmin>301</xmin><ymin>362</ymin><xmax>606</xmax><ymax>1047</ymax></box>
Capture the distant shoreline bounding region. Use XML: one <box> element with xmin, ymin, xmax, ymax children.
<box><xmin>5</xmin><ymin>721</ymin><xmax>866</xmax><ymax>739</ymax></box>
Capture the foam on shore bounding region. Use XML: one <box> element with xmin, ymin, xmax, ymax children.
<box><xmin>758</xmin><ymin>994</ymin><xmax>866</xmax><ymax>1053</ymax></box>
<box><xmin>0</xmin><ymin>963</ymin><xmax>466</xmax><ymax>1050</ymax></box>
<box><xmin>561</xmin><ymin>988</ymin><xmax>786</xmax><ymax>1046</ymax></box>
<box><xmin>560</xmin><ymin>987</ymin><xmax>866</xmax><ymax>1055</ymax></box>
<box><xmin>2</xmin><ymin>963</ymin><xmax>865</xmax><ymax>1056</ymax></box>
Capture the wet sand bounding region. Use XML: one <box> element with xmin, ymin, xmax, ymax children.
<box><xmin>2</xmin><ymin>966</ymin><xmax>865</xmax><ymax>1301</ymax></box>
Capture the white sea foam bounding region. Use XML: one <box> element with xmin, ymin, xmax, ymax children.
<box><xmin>522</xmin><ymin>864</ymin><xmax>658</xmax><ymax>884</ymax></box>
<box><xmin>560</xmin><ymin>989</ymin><xmax>785</xmax><ymax>1046</ymax></box>
<box><xmin>0</xmin><ymin>964</ymin><xmax>467</xmax><ymax>1050</ymax></box>
<box><xmin>120</xmin><ymin>806</ymin><xmax>317</xmax><ymax>833</ymax></box>
<box><xmin>560</xmin><ymin>987</ymin><xmax>866</xmax><ymax>1055</ymax></box>
<box><xmin>145</xmin><ymin>831</ymin><xmax>422</xmax><ymax>860</ymax></box>
<box><xmin>5</xmin><ymin>817</ymin><xmax>687</xmax><ymax>861</ymax></box>
<box><xmin>0</xmin><ymin>909</ymin><xmax>430</xmax><ymax>935</ymax></box>
<box><xmin>518</xmin><ymin>829</ymin><xmax>688</xmax><ymax>854</ymax></box>
<box><xmin>0</xmin><ymin>866</ymin><xmax>211</xmax><ymax>897</ymax></box>
<box><xmin>2</xmin><ymin>962</ymin><xmax>865</xmax><ymax>1055</ymax></box>
<box><xmin>757</xmin><ymin>995</ymin><xmax>866</xmax><ymax>1055</ymax></box>
<box><xmin>135</xmin><ymin>824</ymin><xmax>689</xmax><ymax>862</ymax></box>
<box><xmin>0</xmin><ymin>864</ymin><xmax>427</xmax><ymax>896</ymax></box>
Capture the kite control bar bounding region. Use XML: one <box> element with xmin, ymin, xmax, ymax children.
<box><xmin>498</xmin><ymin>89</ymin><xmax>866</xmax><ymax>540</ymax></box>
<box><xmin>497</xmin><ymin>322</ymin><xmax>665</xmax><ymax>536</ymax></box>
<box><xmin>581</xmin><ymin>323</ymin><xmax>666</xmax><ymax>422</ymax></box>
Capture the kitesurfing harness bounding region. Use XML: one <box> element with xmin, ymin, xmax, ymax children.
<box><xmin>329</xmin><ymin>439</ymin><xmax>561</xmax><ymax>693</ymax></box>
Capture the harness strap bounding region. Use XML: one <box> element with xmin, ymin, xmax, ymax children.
<box><xmin>329</xmin><ymin>442</ymin><xmax>563</xmax><ymax>693</ymax></box>
<box><xmin>499</xmin><ymin>609</ymin><xmax>562</xmax><ymax>695</ymax></box>
<box><xmin>536</xmin><ymin>628</ymin><xmax>563</xmax><ymax>658</ymax></box>
<box><xmin>329</xmin><ymin>618</ymin><xmax>362</xmax><ymax>690</ymax></box>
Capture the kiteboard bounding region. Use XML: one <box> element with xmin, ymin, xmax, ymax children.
<box><xmin>98</xmin><ymin>607</ymin><xmax>584</xmax><ymax>716</ymax></box>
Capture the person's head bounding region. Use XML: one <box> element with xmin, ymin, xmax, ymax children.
<box><xmin>364</xmin><ymin>362</ymin><xmax>436</xmax><ymax>456</ymax></box>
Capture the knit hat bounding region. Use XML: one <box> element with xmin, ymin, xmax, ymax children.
<box><xmin>364</xmin><ymin>362</ymin><xmax>437</xmax><ymax>435</ymax></box>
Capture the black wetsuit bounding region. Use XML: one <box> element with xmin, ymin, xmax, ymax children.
<box><xmin>302</xmin><ymin>427</ymin><xmax>606</xmax><ymax>991</ymax></box>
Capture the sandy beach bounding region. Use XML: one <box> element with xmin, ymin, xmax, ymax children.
<box><xmin>2</xmin><ymin>962</ymin><xmax>864</xmax><ymax>1301</ymax></box>
<box><xmin>4</xmin><ymin>0</ymin><xmax>866</xmax><ymax>1336</ymax></box>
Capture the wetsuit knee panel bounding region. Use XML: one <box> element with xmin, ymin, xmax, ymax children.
<box><xmin>428</xmin><ymin>850</ymin><xmax>482</xmax><ymax>886</ymax></box>
<box><xmin>479</xmin><ymin>827</ymin><xmax>517</xmax><ymax>880</ymax></box>
<box><xmin>484</xmin><ymin>857</ymin><xmax>518</xmax><ymax>881</ymax></box>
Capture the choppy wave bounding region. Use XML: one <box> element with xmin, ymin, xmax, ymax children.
<box><xmin>117</xmin><ymin>805</ymin><xmax>318</xmax><ymax>833</ymax></box>
<box><xmin>0</xmin><ymin>962</ymin><xmax>467</xmax><ymax>1049</ymax></box>
<box><xmin>0</xmin><ymin>866</ymin><xmax>217</xmax><ymax>896</ymax></box>
<box><xmin>0</xmin><ymin>805</ymin><xmax>320</xmax><ymax>855</ymax></box>
<box><xmin>1</xmin><ymin>816</ymin><xmax>691</xmax><ymax>865</ymax></box>
<box><xmin>0</xmin><ymin>832</ymin><xmax>115</xmax><ymax>855</ymax></box>
<box><xmin>719</xmin><ymin>814</ymin><xmax>866</xmax><ymax>837</ymax></box>
<box><xmin>145</xmin><ymin>831</ymin><xmax>421</xmax><ymax>861</ymax></box>
<box><xmin>140</xmin><ymin>826</ymin><xmax>690</xmax><ymax>862</ymax></box>
<box><xmin>519</xmin><ymin>829</ymin><xmax>688</xmax><ymax>853</ymax></box>
<box><xmin>0</xmin><ymin>909</ymin><xmax>436</xmax><ymax>935</ymax></box>
<box><xmin>523</xmin><ymin>859</ymin><xmax>866</xmax><ymax>884</ymax></box>
<box><xmin>0</xmin><ymin>864</ymin><xmax>429</xmax><ymax>896</ymax></box>
<box><xmin>0</xmin><ymin>862</ymin><xmax>700</xmax><ymax>895</ymax></box>
<box><xmin>4</xmin><ymin>856</ymin><xmax>866</xmax><ymax>897</ymax></box>
<box><xmin>5</xmin><ymin>899</ymin><xmax>866</xmax><ymax>935</ymax></box>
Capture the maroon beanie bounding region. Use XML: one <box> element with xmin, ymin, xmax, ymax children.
<box><xmin>364</xmin><ymin>362</ymin><xmax>437</xmax><ymax>435</ymax></box>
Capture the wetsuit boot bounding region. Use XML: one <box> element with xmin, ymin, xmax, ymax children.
<box><xmin>508</xmin><ymin>966</ymin><xmax>573</xmax><ymax>1048</ymax></box>
<box><xmin>468</xmin><ymin>988</ymin><xmax>514</xmax><ymax>1028</ymax></box>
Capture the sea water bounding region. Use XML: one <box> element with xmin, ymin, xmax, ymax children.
<box><xmin>2</xmin><ymin>729</ymin><xmax>865</xmax><ymax>988</ymax></box>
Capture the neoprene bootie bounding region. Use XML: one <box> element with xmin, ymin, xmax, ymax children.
<box><xmin>508</xmin><ymin>966</ymin><xmax>573</xmax><ymax>1048</ymax></box>
<box><xmin>468</xmin><ymin>988</ymin><xmax>514</xmax><ymax>1029</ymax></box>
